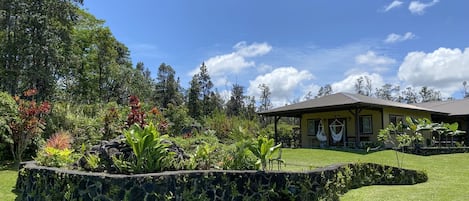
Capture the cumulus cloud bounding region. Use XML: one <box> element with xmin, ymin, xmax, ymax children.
<box><xmin>398</xmin><ymin>47</ymin><xmax>469</xmax><ymax>96</ymax></box>
<box><xmin>383</xmin><ymin>1</ymin><xmax>404</xmax><ymax>12</ymax></box>
<box><xmin>247</xmin><ymin>67</ymin><xmax>313</xmax><ymax>106</ymax></box>
<box><xmin>190</xmin><ymin>41</ymin><xmax>272</xmax><ymax>76</ymax></box>
<box><xmin>384</xmin><ymin>32</ymin><xmax>416</xmax><ymax>43</ymax></box>
<box><xmin>356</xmin><ymin>51</ymin><xmax>396</xmax><ymax>66</ymax></box>
<box><xmin>349</xmin><ymin>51</ymin><xmax>396</xmax><ymax>74</ymax></box>
<box><xmin>331</xmin><ymin>72</ymin><xmax>385</xmax><ymax>94</ymax></box>
<box><xmin>409</xmin><ymin>0</ymin><xmax>439</xmax><ymax>15</ymax></box>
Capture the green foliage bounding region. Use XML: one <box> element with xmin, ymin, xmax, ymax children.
<box><xmin>248</xmin><ymin>136</ymin><xmax>282</xmax><ymax>171</ymax></box>
<box><xmin>192</xmin><ymin>142</ymin><xmax>217</xmax><ymax>170</ymax></box>
<box><xmin>222</xmin><ymin>140</ymin><xmax>256</xmax><ymax>170</ymax></box>
<box><xmin>45</xmin><ymin>102</ymin><xmax>102</xmax><ymax>149</ymax></box>
<box><xmin>204</xmin><ymin>110</ymin><xmax>260</xmax><ymax>142</ymax></box>
<box><xmin>123</xmin><ymin>123</ymin><xmax>174</xmax><ymax>173</ymax></box>
<box><xmin>35</xmin><ymin>131</ymin><xmax>78</xmax><ymax>168</ymax></box>
<box><xmin>164</xmin><ymin>103</ymin><xmax>193</xmax><ymax>136</ymax></box>
<box><xmin>83</xmin><ymin>153</ymin><xmax>101</xmax><ymax>170</ymax></box>
<box><xmin>0</xmin><ymin>92</ymin><xmax>18</xmax><ymax>160</ymax></box>
<box><xmin>35</xmin><ymin>147</ymin><xmax>77</xmax><ymax>168</ymax></box>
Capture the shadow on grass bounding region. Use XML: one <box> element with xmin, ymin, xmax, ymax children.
<box><xmin>310</xmin><ymin>147</ymin><xmax>382</xmax><ymax>155</ymax></box>
<box><xmin>0</xmin><ymin>161</ymin><xmax>19</xmax><ymax>171</ymax></box>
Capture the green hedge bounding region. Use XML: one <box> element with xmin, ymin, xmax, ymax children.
<box><xmin>16</xmin><ymin>162</ymin><xmax>427</xmax><ymax>201</ymax></box>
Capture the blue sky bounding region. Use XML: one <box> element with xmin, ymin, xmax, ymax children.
<box><xmin>84</xmin><ymin>0</ymin><xmax>469</xmax><ymax>106</ymax></box>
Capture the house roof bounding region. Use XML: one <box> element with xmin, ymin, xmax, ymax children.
<box><xmin>258</xmin><ymin>92</ymin><xmax>447</xmax><ymax>117</ymax></box>
<box><xmin>413</xmin><ymin>98</ymin><xmax>469</xmax><ymax>116</ymax></box>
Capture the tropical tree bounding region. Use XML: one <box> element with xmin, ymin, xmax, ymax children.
<box><xmin>226</xmin><ymin>84</ymin><xmax>245</xmax><ymax>116</ymax></box>
<box><xmin>155</xmin><ymin>63</ymin><xmax>182</xmax><ymax>108</ymax></box>
<box><xmin>0</xmin><ymin>0</ymin><xmax>83</xmax><ymax>100</ymax></box>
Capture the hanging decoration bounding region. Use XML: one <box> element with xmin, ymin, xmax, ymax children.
<box><xmin>329</xmin><ymin>119</ymin><xmax>344</xmax><ymax>143</ymax></box>
<box><xmin>316</xmin><ymin>120</ymin><xmax>327</xmax><ymax>142</ymax></box>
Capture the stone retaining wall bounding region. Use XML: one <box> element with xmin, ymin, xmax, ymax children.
<box><xmin>16</xmin><ymin>162</ymin><xmax>427</xmax><ymax>201</ymax></box>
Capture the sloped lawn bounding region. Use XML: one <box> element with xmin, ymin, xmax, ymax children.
<box><xmin>3</xmin><ymin>149</ymin><xmax>469</xmax><ymax>200</ymax></box>
<box><xmin>283</xmin><ymin>149</ymin><xmax>469</xmax><ymax>201</ymax></box>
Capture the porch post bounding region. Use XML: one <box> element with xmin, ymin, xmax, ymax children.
<box><xmin>274</xmin><ymin>116</ymin><xmax>281</xmax><ymax>144</ymax></box>
<box><xmin>354</xmin><ymin>107</ymin><xmax>360</xmax><ymax>148</ymax></box>
<box><xmin>466</xmin><ymin>116</ymin><xmax>469</xmax><ymax>143</ymax></box>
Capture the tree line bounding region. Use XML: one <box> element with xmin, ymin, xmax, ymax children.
<box><xmin>0</xmin><ymin>0</ymin><xmax>266</xmax><ymax>122</ymax></box>
<box><xmin>310</xmin><ymin>75</ymin><xmax>469</xmax><ymax>104</ymax></box>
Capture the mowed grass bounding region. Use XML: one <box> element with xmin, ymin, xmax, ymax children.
<box><xmin>0</xmin><ymin>164</ymin><xmax>18</xmax><ymax>201</ymax></box>
<box><xmin>282</xmin><ymin>148</ymin><xmax>469</xmax><ymax>201</ymax></box>
<box><xmin>1</xmin><ymin>149</ymin><xmax>469</xmax><ymax>200</ymax></box>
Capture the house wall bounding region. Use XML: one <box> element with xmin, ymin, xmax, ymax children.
<box><xmin>300</xmin><ymin>107</ymin><xmax>433</xmax><ymax>148</ymax></box>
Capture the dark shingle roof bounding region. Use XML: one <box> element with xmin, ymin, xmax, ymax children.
<box><xmin>258</xmin><ymin>92</ymin><xmax>446</xmax><ymax>117</ymax></box>
<box><xmin>414</xmin><ymin>98</ymin><xmax>469</xmax><ymax>116</ymax></box>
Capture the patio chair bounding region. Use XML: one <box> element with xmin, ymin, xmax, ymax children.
<box><xmin>269</xmin><ymin>149</ymin><xmax>285</xmax><ymax>170</ymax></box>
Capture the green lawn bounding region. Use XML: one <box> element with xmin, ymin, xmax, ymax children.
<box><xmin>2</xmin><ymin>149</ymin><xmax>469</xmax><ymax>200</ymax></box>
<box><xmin>0</xmin><ymin>164</ymin><xmax>17</xmax><ymax>201</ymax></box>
<box><xmin>283</xmin><ymin>148</ymin><xmax>469</xmax><ymax>201</ymax></box>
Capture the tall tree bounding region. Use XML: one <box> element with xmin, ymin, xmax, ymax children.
<box><xmin>316</xmin><ymin>84</ymin><xmax>333</xmax><ymax>98</ymax></box>
<box><xmin>155</xmin><ymin>63</ymin><xmax>182</xmax><ymax>108</ymax></box>
<box><xmin>0</xmin><ymin>0</ymin><xmax>83</xmax><ymax>100</ymax></box>
<box><xmin>198</xmin><ymin>62</ymin><xmax>214</xmax><ymax>116</ymax></box>
<box><xmin>226</xmin><ymin>84</ymin><xmax>245</xmax><ymax>116</ymax></box>
<box><xmin>258</xmin><ymin>84</ymin><xmax>272</xmax><ymax>111</ymax></box>
<box><xmin>375</xmin><ymin>84</ymin><xmax>400</xmax><ymax>101</ymax></box>
<box><xmin>355</xmin><ymin>76</ymin><xmax>372</xmax><ymax>96</ymax></box>
<box><xmin>61</xmin><ymin>9</ymin><xmax>134</xmax><ymax>103</ymax></box>
<box><xmin>401</xmin><ymin>87</ymin><xmax>419</xmax><ymax>103</ymax></box>
<box><xmin>419</xmin><ymin>86</ymin><xmax>442</xmax><ymax>102</ymax></box>
<box><xmin>463</xmin><ymin>81</ymin><xmax>469</xmax><ymax>98</ymax></box>
<box><xmin>187</xmin><ymin>75</ymin><xmax>201</xmax><ymax>119</ymax></box>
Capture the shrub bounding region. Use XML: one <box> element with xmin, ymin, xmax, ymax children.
<box><xmin>35</xmin><ymin>132</ymin><xmax>77</xmax><ymax>168</ymax></box>
<box><xmin>8</xmin><ymin>89</ymin><xmax>51</xmax><ymax>162</ymax></box>
<box><xmin>222</xmin><ymin>139</ymin><xmax>256</xmax><ymax>170</ymax></box>
<box><xmin>248</xmin><ymin>136</ymin><xmax>282</xmax><ymax>171</ymax></box>
<box><xmin>120</xmin><ymin>123</ymin><xmax>174</xmax><ymax>173</ymax></box>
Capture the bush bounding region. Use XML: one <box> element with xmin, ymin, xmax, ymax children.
<box><xmin>117</xmin><ymin>123</ymin><xmax>174</xmax><ymax>173</ymax></box>
<box><xmin>35</xmin><ymin>132</ymin><xmax>78</xmax><ymax>168</ymax></box>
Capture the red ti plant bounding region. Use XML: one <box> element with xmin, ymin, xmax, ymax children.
<box><xmin>126</xmin><ymin>95</ymin><xmax>145</xmax><ymax>128</ymax></box>
<box><xmin>9</xmin><ymin>89</ymin><xmax>51</xmax><ymax>162</ymax></box>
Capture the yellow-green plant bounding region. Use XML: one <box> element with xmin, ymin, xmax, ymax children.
<box><xmin>248</xmin><ymin>136</ymin><xmax>282</xmax><ymax>171</ymax></box>
<box><xmin>123</xmin><ymin>122</ymin><xmax>174</xmax><ymax>173</ymax></box>
<box><xmin>35</xmin><ymin>147</ymin><xmax>76</xmax><ymax>168</ymax></box>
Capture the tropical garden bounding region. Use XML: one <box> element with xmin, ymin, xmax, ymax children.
<box><xmin>1</xmin><ymin>0</ymin><xmax>469</xmax><ymax>200</ymax></box>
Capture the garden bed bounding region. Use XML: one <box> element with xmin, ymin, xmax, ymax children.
<box><xmin>405</xmin><ymin>147</ymin><xmax>469</xmax><ymax>156</ymax></box>
<box><xmin>16</xmin><ymin>161</ymin><xmax>427</xmax><ymax>201</ymax></box>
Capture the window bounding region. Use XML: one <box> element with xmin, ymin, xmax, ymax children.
<box><xmin>307</xmin><ymin>119</ymin><xmax>320</xmax><ymax>136</ymax></box>
<box><xmin>389</xmin><ymin>114</ymin><xmax>405</xmax><ymax>133</ymax></box>
<box><xmin>389</xmin><ymin>114</ymin><xmax>404</xmax><ymax>125</ymax></box>
<box><xmin>359</xmin><ymin>115</ymin><xmax>373</xmax><ymax>135</ymax></box>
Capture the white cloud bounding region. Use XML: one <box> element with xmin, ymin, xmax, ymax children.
<box><xmin>233</xmin><ymin>41</ymin><xmax>272</xmax><ymax>57</ymax></box>
<box><xmin>331</xmin><ymin>72</ymin><xmax>385</xmax><ymax>94</ymax></box>
<box><xmin>190</xmin><ymin>41</ymin><xmax>272</xmax><ymax>77</ymax></box>
<box><xmin>350</xmin><ymin>51</ymin><xmax>396</xmax><ymax>74</ymax></box>
<box><xmin>356</xmin><ymin>51</ymin><xmax>396</xmax><ymax>66</ymax></box>
<box><xmin>247</xmin><ymin>67</ymin><xmax>313</xmax><ymax>107</ymax></box>
<box><xmin>409</xmin><ymin>0</ymin><xmax>439</xmax><ymax>15</ymax></box>
<box><xmin>398</xmin><ymin>47</ymin><xmax>469</xmax><ymax>97</ymax></box>
<box><xmin>384</xmin><ymin>1</ymin><xmax>404</xmax><ymax>12</ymax></box>
<box><xmin>384</xmin><ymin>32</ymin><xmax>416</xmax><ymax>43</ymax></box>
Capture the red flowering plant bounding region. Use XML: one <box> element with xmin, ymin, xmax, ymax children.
<box><xmin>8</xmin><ymin>89</ymin><xmax>51</xmax><ymax>162</ymax></box>
<box><xmin>126</xmin><ymin>95</ymin><xmax>145</xmax><ymax>128</ymax></box>
<box><xmin>125</xmin><ymin>96</ymin><xmax>169</xmax><ymax>134</ymax></box>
